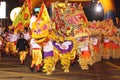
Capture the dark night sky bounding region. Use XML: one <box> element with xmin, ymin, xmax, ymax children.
<box><xmin>113</xmin><ymin>0</ymin><xmax>120</xmax><ymax>18</ymax></box>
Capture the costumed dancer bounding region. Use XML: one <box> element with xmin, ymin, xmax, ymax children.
<box><xmin>70</xmin><ymin>37</ymin><xmax>77</xmax><ymax>66</ymax></box>
<box><xmin>74</xmin><ymin>27</ymin><xmax>93</xmax><ymax>70</ymax></box>
<box><xmin>116</xmin><ymin>32</ymin><xmax>120</xmax><ymax>59</ymax></box>
<box><xmin>4</xmin><ymin>30</ymin><xmax>11</xmax><ymax>55</ymax></box>
<box><xmin>53</xmin><ymin>37</ymin><xmax>73</xmax><ymax>73</ymax></box>
<box><xmin>66</xmin><ymin>36</ymin><xmax>77</xmax><ymax>66</ymax></box>
<box><xmin>29</xmin><ymin>10</ymin><xmax>43</xmax><ymax>72</ymax></box>
<box><xmin>108</xmin><ymin>27</ymin><xmax>120</xmax><ymax>59</ymax></box>
<box><xmin>5</xmin><ymin>29</ymin><xmax>18</xmax><ymax>56</ymax></box>
<box><xmin>47</xmin><ymin>30</ymin><xmax>60</xmax><ymax>73</ymax></box>
<box><xmin>23</xmin><ymin>28</ymin><xmax>31</xmax><ymax>41</ymax></box>
<box><xmin>116</xmin><ymin>28</ymin><xmax>120</xmax><ymax>58</ymax></box>
<box><xmin>29</xmin><ymin>38</ymin><xmax>42</xmax><ymax>72</ymax></box>
<box><xmin>90</xmin><ymin>35</ymin><xmax>101</xmax><ymax>63</ymax></box>
<box><xmin>16</xmin><ymin>33</ymin><xmax>29</xmax><ymax>65</ymax></box>
<box><xmin>29</xmin><ymin>2</ymin><xmax>56</xmax><ymax>75</ymax></box>
<box><xmin>23</xmin><ymin>28</ymin><xmax>31</xmax><ymax>54</ymax></box>
<box><xmin>42</xmin><ymin>38</ymin><xmax>55</xmax><ymax>75</ymax></box>
<box><xmin>102</xmin><ymin>37</ymin><xmax>111</xmax><ymax>60</ymax></box>
<box><xmin>101</xmin><ymin>19</ymin><xmax>114</xmax><ymax>60</ymax></box>
<box><xmin>9</xmin><ymin>29</ymin><xmax>18</xmax><ymax>56</ymax></box>
<box><xmin>2</xmin><ymin>29</ymin><xmax>8</xmax><ymax>51</ymax></box>
<box><xmin>110</xmin><ymin>39</ymin><xmax>116</xmax><ymax>59</ymax></box>
<box><xmin>118</xmin><ymin>37</ymin><xmax>120</xmax><ymax>59</ymax></box>
<box><xmin>79</xmin><ymin>41</ymin><xmax>93</xmax><ymax>70</ymax></box>
<box><xmin>109</xmin><ymin>34</ymin><xmax>120</xmax><ymax>59</ymax></box>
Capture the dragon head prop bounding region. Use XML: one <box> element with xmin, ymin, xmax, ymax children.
<box><xmin>30</xmin><ymin>3</ymin><xmax>51</xmax><ymax>44</ymax></box>
<box><xmin>52</xmin><ymin>2</ymin><xmax>88</xmax><ymax>37</ymax></box>
<box><xmin>74</xmin><ymin>26</ymin><xmax>91</xmax><ymax>48</ymax></box>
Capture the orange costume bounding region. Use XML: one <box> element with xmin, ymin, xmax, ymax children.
<box><xmin>90</xmin><ymin>37</ymin><xmax>101</xmax><ymax>63</ymax></box>
<box><xmin>102</xmin><ymin>38</ymin><xmax>111</xmax><ymax>59</ymax></box>
<box><xmin>78</xmin><ymin>42</ymin><xmax>92</xmax><ymax>70</ymax></box>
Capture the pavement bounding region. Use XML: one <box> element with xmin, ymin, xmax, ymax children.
<box><xmin>1</xmin><ymin>52</ymin><xmax>120</xmax><ymax>80</ymax></box>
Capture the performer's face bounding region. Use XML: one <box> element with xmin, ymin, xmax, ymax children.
<box><xmin>24</xmin><ymin>30</ymin><xmax>27</xmax><ymax>33</ymax></box>
<box><xmin>20</xmin><ymin>34</ymin><xmax>24</xmax><ymax>38</ymax></box>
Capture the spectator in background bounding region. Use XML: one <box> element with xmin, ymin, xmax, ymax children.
<box><xmin>23</xmin><ymin>28</ymin><xmax>31</xmax><ymax>55</ymax></box>
<box><xmin>16</xmin><ymin>33</ymin><xmax>29</xmax><ymax>65</ymax></box>
<box><xmin>23</xmin><ymin>28</ymin><xmax>31</xmax><ymax>41</ymax></box>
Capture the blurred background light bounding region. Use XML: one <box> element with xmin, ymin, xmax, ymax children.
<box><xmin>96</xmin><ymin>5</ymin><xmax>102</xmax><ymax>12</ymax></box>
<box><xmin>10</xmin><ymin>7</ymin><xmax>21</xmax><ymax>22</ymax></box>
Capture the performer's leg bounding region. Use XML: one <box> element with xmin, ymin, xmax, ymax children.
<box><xmin>19</xmin><ymin>51</ymin><xmax>27</xmax><ymax>65</ymax></box>
<box><xmin>43</xmin><ymin>57</ymin><xmax>55</xmax><ymax>75</ymax></box>
<box><xmin>60</xmin><ymin>53</ymin><xmax>71</xmax><ymax>73</ymax></box>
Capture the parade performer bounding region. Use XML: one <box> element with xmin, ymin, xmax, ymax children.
<box><xmin>115</xmin><ymin>32</ymin><xmax>120</xmax><ymax>59</ymax></box>
<box><xmin>9</xmin><ymin>29</ymin><xmax>18</xmax><ymax>56</ymax></box>
<box><xmin>53</xmin><ymin>36</ymin><xmax>75</xmax><ymax>73</ymax></box>
<box><xmin>29</xmin><ymin>38</ymin><xmax>42</xmax><ymax>72</ymax></box>
<box><xmin>5</xmin><ymin>29</ymin><xmax>18</xmax><ymax>56</ymax></box>
<box><xmin>90</xmin><ymin>35</ymin><xmax>101</xmax><ymax>63</ymax></box>
<box><xmin>88</xmin><ymin>21</ymin><xmax>101</xmax><ymax>63</ymax></box>
<box><xmin>4</xmin><ymin>30</ymin><xmax>11</xmax><ymax>55</ymax></box>
<box><xmin>52</xmin><ymin>2</ymin><xmax>83</xmax><ymax>71</ymax></box>
<box><xmin>29</xmin><ymin>3</ymin><xmax>55</xmax><ymax>75</ymax></box>
<box><xmin>74</xmin><ymin>25</ymin><xmax>93</xmax><ymax>70</ymax></box>
<box><xmin>42</xmin><ymin>38</ymin><xmax>55</xmax><ymax>75</ymax></box>
<box><xmin>101</xmin><ymin>35</ymin><xmax>111</xmax><ymax>59</ymax></box>
<box><xmin>107</xmin><ymin>29</ymin><xmax>120</xmax><ymax>59</ymax></box>
<box><xmin>101</xmin><ymin>19</ymin><xmax>115</xmax><ymax>60</ymax></box>
<box><xmin>29</xmin><ymin>12</ymin><xmax>43</xmax><ymax>72</ymax></box>
<box><xmin>23</xmin><ymin>28</ymin><xmax>31</xmax><ymax>41</ymax></box>
<box><xmin>23</xmin><ymin>28</ymin><xmax>31</xmax><ymax>54</ymax></box>
<box><xmin>110</xmin><ymin>40</ymin><xmax>119</xmax><ymax>59</ymax></box>
<box><xmin>16</xmin><ymin>33</ymin><xmax>29</xmax><ymax>65</ymax></box>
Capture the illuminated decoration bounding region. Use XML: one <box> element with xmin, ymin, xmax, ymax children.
<box><xmin>0</xmin><ymin>1</ymin><xmax>6</xmax><ymax>19</ymax></box>
<box><xmin>12</xmin><ymin>0</ymin><xmax>31</xmax><ymax>31</ymax></box>
<box><xmin>95</xmin><ymin>4</ymin><xmax>102</xmax><ymax>12</ymax></box>
<box><xmin>99</xmin><ymin>0</ymin><xmax>116</xmax><ymax>24</ymax></box>
<box><xmin>99</xmin><ymin>0</ymin><xmax>115</xmax><ymax>14</ymax></box>
<box><xmin>10</xmin><ymin>7</ymin><xmax>21</xmax><ymax>22</ymax></box>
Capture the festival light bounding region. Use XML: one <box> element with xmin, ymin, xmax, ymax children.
<box><xmin>0</xmin><ymin>1</ymin><xmax>6</xmax><ymax>19</ymax></box>
<box><xmin>96</xmin><ymin>5</ymin><xmax>102</xmax><ymax>12</ymax></box>
<box><xmin>10</xmin><ymin>7</ymin><xmax>21</xmax><ymax>22</ymax></box>
<box><xmin>95</xmin><ymin>1</ymin><xmax>102</xmax><ymax>12</ymax></box>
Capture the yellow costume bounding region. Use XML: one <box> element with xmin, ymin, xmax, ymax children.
<box><xmin>31</xmin><ymin>49</ymin><xmax>42</xmax><ymax>66</ymax></box>
<box><xmin>19</xmin><ymin>51</ymin><xmax>27</xmax><ymax>63</ymax></box>
<box><xmin>29</xmin><ymin>38</ymin><xmax>42</xmax><ymax>72</ymax></box>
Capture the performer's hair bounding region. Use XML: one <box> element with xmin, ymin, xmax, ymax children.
<box><xmin>20</xmin><ymin>33</ymin><xmax>24</xmax><ymax>37</ymax></box>
<box><xmin>10</xmin><ymin>29</ymin><xmax>14</xmax><ymax>32</ymax></box>
<box><xmin>24</xmin><ymin>27</ymin><xmax>28</xmax><ymax>31</ymax></box>
<box><xmin>31</xmin><ymin>12</ymin><xmax>38</xmax><ymax>17</ymax></box>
